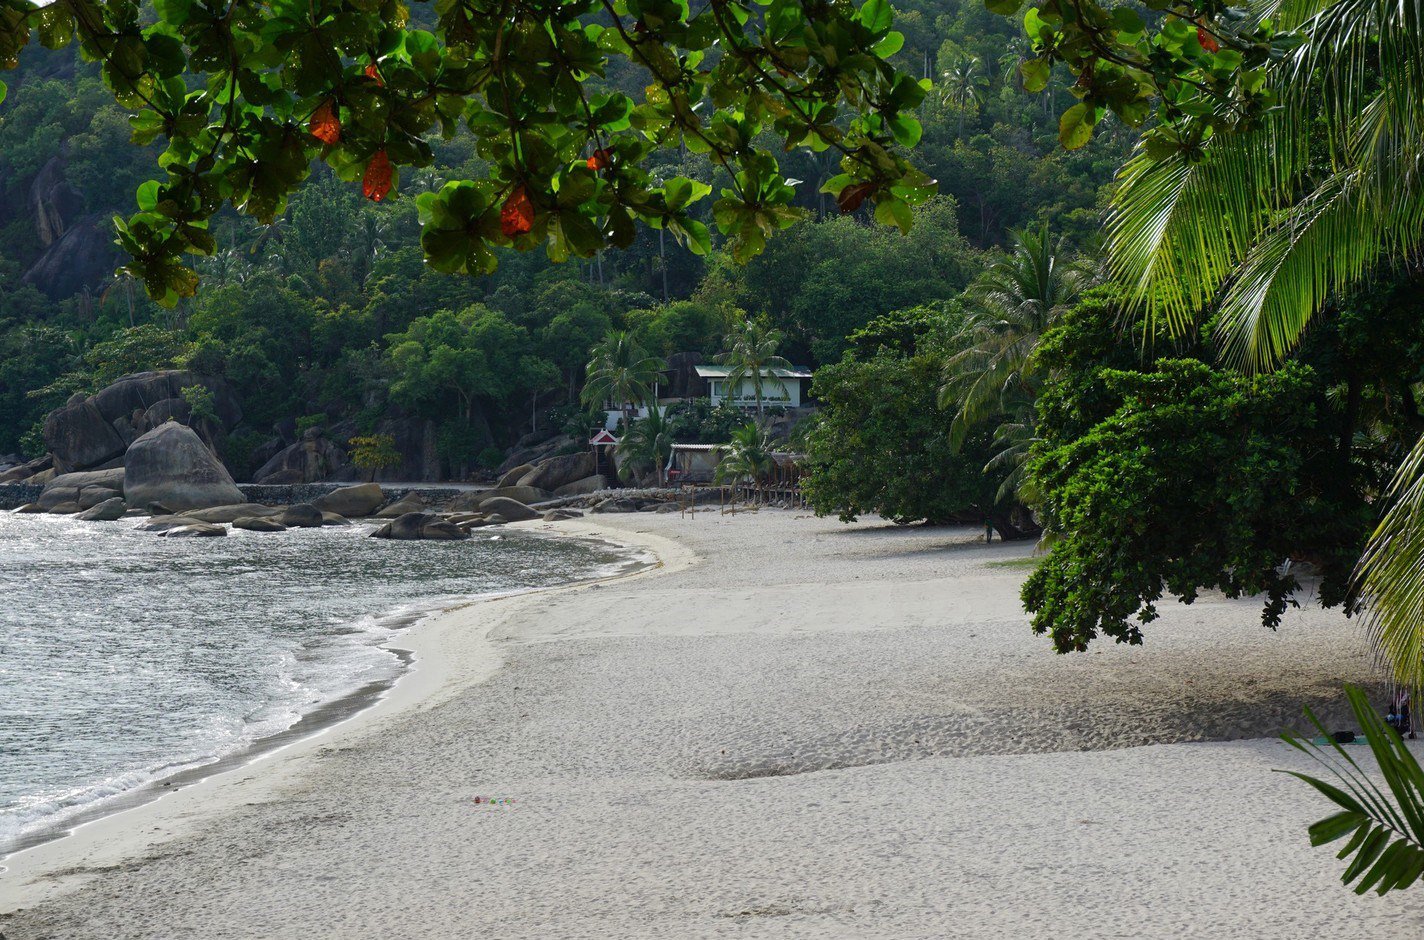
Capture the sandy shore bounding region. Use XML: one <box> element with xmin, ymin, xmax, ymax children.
<box><xmin>3</xmin><ymin>510</ymin><xmax>1423</xmax><ymax>937</ymax></box>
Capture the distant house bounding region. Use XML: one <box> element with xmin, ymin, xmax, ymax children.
<box><xmin>695</xmin><ymin>365</ymin><xmax>814</xmax><ymax>409</ymax></box>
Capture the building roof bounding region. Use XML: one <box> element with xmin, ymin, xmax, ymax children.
<box><xmin>671</xmin><ymin>443</ymin><xmax>727</xmax><ymax>451</ymax></box>
<box><xmin>695</xmin><ymin>365</ymin><xmax>813</xmax><ymax>380</ymax></box>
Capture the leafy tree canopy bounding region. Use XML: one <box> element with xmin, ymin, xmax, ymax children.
<box><xmin>0</xmin><ymin>0</ymin><xmax>937</xmax><ymax>304</ymax></box>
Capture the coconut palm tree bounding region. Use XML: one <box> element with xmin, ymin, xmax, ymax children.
<box><xmin>581</xmin><ymin>330</ymin><xmax>666</xmax><ymax>429</ymax></box>
<box><xmin>714</xmin><ymin>421</ymin><xmax>778</xmax><ymax>485</ymax></box>
<box><xmin>718</xmin><ymin>319</ymin><xmax>792</xmax><ymax>417</ymax></box>
<box><xmin>938</xmin><ymin>224</ymin><xmax>1091</xmax><ymax>450</ymax></box>
<box><xmin>939</xmin><ymin>56</ymin><xmax>988</xmax><ymax>138</ymax></box>
<box><xmin>617</xmin><ymin>405</ymin><xmax>675</xmax><ymax>485</ymax></box>
<box><xmin>1100</xmin><ymin>0</ymin><xmax>1424</xmax><ymax>685</ymax></box>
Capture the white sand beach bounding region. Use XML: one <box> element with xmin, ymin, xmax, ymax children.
<box><xmin>3</xmin><ymin>510</ymin><xmax>1423</xmax><ymax>938</ymax></box>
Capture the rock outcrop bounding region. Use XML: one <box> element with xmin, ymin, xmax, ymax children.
<box><xmin>181</xmin><ymin>503</ymin><xmax>280</xmax><ymax>524</ymax></box>
<box><xmin>554</xmin><ymin>474</ymin><xmax>607</xmax><ymax>497</ymax></box>
<box><xmin>37</xmin><ymin>468</ymin><xmax>125</xmax><ymax>511</ymax></box>
<box><xmin>370</xmin><ymin>511</ymin><xmax>470</xmax><ymax>541</ymax></box>
<box><xmin>0</xmin><ymin>455</ymin><xmax>53</xmax><ymax>484</ymax></box>
<box><xmin>124</xmin><ymin>423</ymin><xmax>245</xmax><ymax>512</ymax></box>
<box><xmin>448</xmin><ymin>486</ymin><xmax>546</xmax><ymax>511</ymax></box>
<box><xmin>312</xmin><ymin>483</ymin><xmax>384</xmax><ymax>518</ymax></box>
<box><xmin>43</xmin><ymin>371</ymin><xmax>241</xmax><ymax>474</ymax></box>
<box><xmin>252</xmin><ymin>428</ymin><xmax>346</xmax><ymax>485</ymax></box>
<box><xmin>278</xmin><ymin>503</ymin><xmax>324</xmax><ymax>528</ymax></box>
<box><xmin>233</xmin><ymin>516</ymin><xmax>287</xmax><ymax>532</ymax></box>
<box><xmin>374</xmin><ymin>493</ymin><xmax>425</xmax><ymax>518</ymax></box>
<box><xmin>517</xmin><ymin>451</ymin><xmax>596</xmax><ymax>492</ymax></box>
<box><xmin>76</xmin><ymin>497</ymin><xmax>127</xmax><ymax>521</ymax></box>
<box><xmin>477</xmin><ymin>496</ymin><xmax>540</xmax><ymax>522</ymax></box>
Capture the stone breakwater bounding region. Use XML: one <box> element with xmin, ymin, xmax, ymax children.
<box><xmin>237</xmin><ymin>483</ymin><xmax>480</xmax><ymax>508</ymax></box>
<box><xmin>0</xmin><ymin>483</ymin><xmax>43</xmax><ymax>510</ymax></box>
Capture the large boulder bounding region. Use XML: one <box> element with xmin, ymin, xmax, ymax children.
<box><xmin>124</xmin><ymin>423</ymin><xmax>245</xmax><ymax>512</ymax></box>
<box><xmin>495</xmin><ymin>433</ymin><xmax>577</xmax><ymax>475</ymax></box>
<box><xmin>278</xmin><ymin>503</ymin><xmax>324</xmax><ymax>528</ymax></box>
<box><xmin>253</xmin><ymin>428</ymin><xmax>346</xmax><ymax>485</ymax></box>
<box><xmin>22</xmin><ymin>214</ymin><xmax>120</xmax><ymax>300</ymax></box>
<box><xmin>554</xmin><ymin>474</ymin><xmax>607</xmax><ymax>498</ymax></box>
<box><xmin>76</xmin><ymin>497</ymin><xmax>127</xmax><ymax>521</ymax></box>
<box><xmin>375</xmin><ymin>492</ymin><xmax>425</xmax><ymax>518</ymax></box>
<box><xmin>448</xmin><ymin>486</ymin><xmax>547</xmax><ymax>512</ymax></box>
<box><xmin>312</xmin><ymin>483</ymin><xmax>385</xmax><ymax>518</ymax></box>
<box><xmin>36</xmin><ymin>467</ymin><xmax>126</xmax><ymax>509</ymax></box>
<box><xmin>77</xmin><ymin>485</ymin><xmax>122</xmax><ymax>509</ymax></box>
<box><xmin>92</xmin><ymin>371</ymin><xmax>241</xmax><ymax>431</ymax></box>
<box><xmin>136</xmin><ymin>514</ymin><xmax>194</xmax><ymax>532</ymax></box>
<box><xmin>233</xmin><ymin>516</ymin><xmax>287</xmax><ymax>532</ymax></box>
<box><xmin>180</xmin><ymin>503</ymin><xmax>281</xmax><ymax>524</ymax></box>
<box><xmin>321</xmin><ymin>512</ymin><xmax>350</xmax><ymax>526</ymax></box>
<box><xmin>43</xmin><ymin>400</ymin><xmax>126</xmax><ymax>473</ymax></box>
<box><xmin>0</xmin><ymin>455</ymin><xmax>53</xmax><ymax>484</ymax></box>
<box><xmin>517</xmin><ymin>451</ymin><xmax>596</xmax><ymax>492</ymax></box>
<box><xmin>495</xmin><ymin>463</ymin><xmax>534</xmax><ymax>487</ymax></box>
<box><xmin>43</xmin><ymin>371</ymin><xmax>241</xmax><ymax>474</ymax></box>
<box><xmin>370</xmin><ymin>511</ymin><xmax>470</xmax><ymax>541</ymax></box>
<box><xmin>478</xmin><ymin>496</ymin><xmax>540</xmax><ymax>522</ymax></box>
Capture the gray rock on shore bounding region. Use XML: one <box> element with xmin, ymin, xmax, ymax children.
<box><xmin>375</xmin><ymin>493</ymin><xmax>425</xmax><ymax>518</ymax></box>
<box><xmin>181</xmin><ymin>503</ymin><xmax>282</xmax><ymax>524</ymax></box>
<box><xmin>233</xmin><ymin>516</ymin><xmax>287</xmax><ymax>532</ymax></box>
<box><xmin>278</xmin><ymin>503</ymin><xmax>324</xmax><ymax>528</ymax></box>
<box><xmin>553</xmin><ymin>475</ymin><xmax>606</xmax><ymax>497</ymax></box>
<box><xmin>76</xmin><ymin>497</ymin><xmax>127</xmax><ymax>521</ymax></box>
<box><xmin>370</xmin><ymin>511</ymin><xmax>471</xmax><ymax>541</ymax></box>
<box><xmin>312</xmin><ymin>483</ymin><xmax>384</xmax><ymax>518</ymax></box>
<box><xmin>478</xmin><ymin>497</ymin><xmax>539</xmax><ymax>522</ymax></box>
<box><xmin>124</xmin><ymin>423</ymin><xmax>245</xmax><ymax>512</ymax></box>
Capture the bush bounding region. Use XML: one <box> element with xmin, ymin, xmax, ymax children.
<box><xmin>296</xmin><ymin>413</ymin><xmax>326</xmax><ymax>434</ymax></box>
<box><xmin>1021</xmin><ymin>294</ymin><xmax>1370</xmax><ymax>653</ymax></box>
<box><xmin>665</xmin><ymin>398</ymin><xmax>749</xmax><ymax>444</ymax></box>
<box><xmin>477</xmin><ymin>446</ymin><xmax>506</xmax><ymax>469</ymax></box>
<box><xmin>801</xmin><ymin>351</ymin><xmax>1000</xmax><ymax>524</ymax></box>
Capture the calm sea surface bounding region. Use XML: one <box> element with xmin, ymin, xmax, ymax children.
<box><xmin>0</xmin><ymin>511</ymin><xmax>631</xmax><ymax>853</ymax></box>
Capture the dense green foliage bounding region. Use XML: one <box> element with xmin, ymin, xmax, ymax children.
<box><xmin>803</xmin><ymin>336</ymin><xmax>1002</xmax><ymax>527</ymax></box>
<box><xmin>1019</xmin><ymin>290</ymin><xmax>1406</xmax><ymax>652</ymax></box>
<box><xmin>0</xmin><ymin>0</ymin><xmax>1128</xmax><ymax>469</ymax></box>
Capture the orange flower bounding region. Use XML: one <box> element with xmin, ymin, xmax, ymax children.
<box><xmin>363</xmin><ymin>150</ymin><xmax>392</xmax><ymax>202</ymax></box>
<box><xmin>500</xmin><ymin>186</ymin><xmax>535</xmax><ymax>236</ymax></box>
<box><xmin>586</xmin><ymin>148</ymin><xmax>612</xmax><ymax>171</ymax></box>
<box><xmin>309</xmin><ymin>99</ymin><xmax>341</xmax><ymax>145</ymax></box>
<box><xmin>365</xmin><ymin>62</ymin><xmax>383</xmax><ymax>85</ymax></box>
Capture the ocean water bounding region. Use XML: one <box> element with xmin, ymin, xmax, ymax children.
<box><xmin>0</xmin><ymin>511</ymin><xmax>632</xmax><ymax>854</ymax></box>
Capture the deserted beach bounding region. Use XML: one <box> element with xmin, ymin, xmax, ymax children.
<box><xmin>3</xmin><ymin>510</ymin><xmax>1420</xmax><ymax>938</ymax></box>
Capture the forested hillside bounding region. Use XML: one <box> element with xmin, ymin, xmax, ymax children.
<box><xmin>0</xmin><ymin>0</ymin><xmax>1129</xmax><ymax>479</ymax></box>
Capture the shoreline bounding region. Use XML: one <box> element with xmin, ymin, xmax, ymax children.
<box><xmin>0</xmin><ymin>519</ymin><xmax>689</xmax><ymax>909</ymax></box>
<box><xmin>6</xmin><ymin>510</ymin><xmax>1421</xmax><ymax>938</ymax></box>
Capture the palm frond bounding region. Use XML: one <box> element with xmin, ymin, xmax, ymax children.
<box><xmin>1279</xmin><ymin>685</ymin><xmax>1424</xmax><ymax>895</ymax></box>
